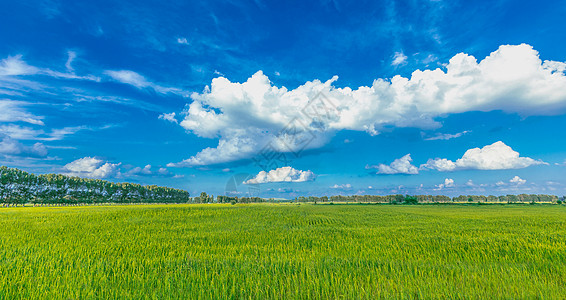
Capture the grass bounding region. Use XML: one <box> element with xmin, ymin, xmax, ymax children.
<box><xmin>1</xmin><ymin>204</ymin><xmax>565</xmax><ymax>299</ymax></box>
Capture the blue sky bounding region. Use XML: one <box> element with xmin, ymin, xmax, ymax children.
<box><xmin>1</xmin><ymin>0</ymin><xmax>566</xmax><ymax>198</ymax></box>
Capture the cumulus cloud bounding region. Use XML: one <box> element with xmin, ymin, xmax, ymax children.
<box><xmin>158</xmin><ymin>112</ymin><xmax>178</xmax><ymax>123</ymax></box>
<box><xmin>244</xmin><ymin>166</ymin><xmax>316</xmax><ymax>184</ymax></box>
<box><xmin>494</xmin><ymin>176</ymin><xmax>529</xmax><ymax>189</ymax></box>
<box><xmin>168</xmin><ymin>44</ymin><xmax>566</xmax><ymax>167</ymax></box>
<box><xmin>421</xmin><ymin>141</ymin><xmax>545</xmax><ymax>171</ymax></box>
<box><xmin>435</xmin><ymin>178</ymin><xmax>455</xmax><ymax>190</ymax></box>
<box><xmin>128</xmin><ymin>164</ymin><xmax>152</xmax><ymax>175</ymax></box>
<box><xmin>509</xmin><ymin>175</ymin><xmax>526</xmax><ymax>185</ymax></box>
<box><xmin>424</xmin><ymin>130</ymin><xmax>470</xmax><ymax>141</ymax></box>
<box><xmin>63</xmin><ymin>157</ymin><xmax>121</xmax><ymax>179</ymax></box>
<box><xmin>127</xmin><ymin>164</ymin><xmax>173</xmax><ymax>177</ymax></box>
<box><xmin>366</xmin><ymin>154</ymin><xmax>419</xmax><ymax>174</ymax></box>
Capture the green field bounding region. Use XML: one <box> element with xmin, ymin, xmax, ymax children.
<box><xmin>1</xmin><ymin>204</ymin><xmax>565</xmax><ymax>299</ymax></box>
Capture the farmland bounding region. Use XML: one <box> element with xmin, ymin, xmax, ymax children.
<box><xmin>1</xmin><ymin>204</ymin><xmax>565</xmax><ymax>299</ymax></box>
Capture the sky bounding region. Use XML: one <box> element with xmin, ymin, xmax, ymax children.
<box><xmin>1</xmin><ymin>0</ymin><xmax>566</xmax><ymax>198</ymax></box>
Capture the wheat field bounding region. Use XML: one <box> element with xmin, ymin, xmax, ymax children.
<box><xmin>1</xmin><ymin>203</ymin><xmax>565</xmax><ymax>299</ymax></box>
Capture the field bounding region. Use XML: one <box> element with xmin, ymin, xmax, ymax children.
<box><xmin>1</xmin><ymin>204</ymin><xmax>565</xmax><ymax>299</ymax></box>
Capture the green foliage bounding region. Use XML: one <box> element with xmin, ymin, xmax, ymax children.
<box><xmin>403</xmin><ymin>196</ymin><xmax>419</xmax><ymax>205</ymax></box>
<box><xmin>0</xmin><ymin>204</ymin><xmax>565</xmax><ymax>298</ymax></box>
<box><xmin>0</xmin><ymin>166</ymin><xmax>190</xmax><ymax>205</ymax></box>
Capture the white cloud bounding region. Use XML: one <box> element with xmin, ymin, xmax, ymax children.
<box><xmin>104</xmin><ymin>70</ymin><xmax>186</xmax><ymax>95</ymax></box>
<box><xmin>509</xmin><ymin>175</ymin><xmax>526</xmax><ymax>185</ymax></box>
<box><xmin>330</xmin><ymin>183</ymin><xmax>352</xmax><ymax>190</ymax></box>
<box><xmin>65</xmin><ymin>51</ymin><xmax>77</xmax><ymax>72</ymax></box>
<box><xmin>435</xmin><ymin>178</ymin><xmax>454</xmax><ymax>190</ymax></box>
<box><xmin>158</xmin><ymin>112</ymin><xmax>178</xmax><ymax>123</ymax></box>
<box><xmin>177</xmin><ymin>37</ymin><xmax>189</xmax><ymax>45</ymax></box>
<box><xmin>168</xmin><ymin>44</ymin><xmax>566</xmax><ymax>167</ymax></box>
<box><xmin>0</xmin><ymin>100</ymin><xmax>44</xmax><ymax>125</ymax></box>
<box><xmin>41</xmin><ymin>126</ymin><xmax>88</xmax><ymax>141</ymax></box>
<box><xmin>267</xmin><ymin>187</ymin><xmax>297</xmax><ymax>193</ymax></box>
<box><xmin>104</xmin><ymin>70</ymin><xmax>150</xmax><ymax>89</ymax></box>
<box><xmin>0</xmin><ymin>125</ymin><xmax>40</xmax><ymax>140</ymax></box>
<box><xmin>0</xmin><ymin>54</ymin><xmax>99</xmax><ymax>81</ymax></box>
<box><xmin>244</xmin><ymin>166</ymin><xmax>316</xmax><ymax>184</ymax></box>
<box><xmin>392</xmin><ymin>52</ymin><xmax>408</xmax><ymax>66</ymax></box>
<box><xmin>128</xmin><ymin>164</ymin><xmax>152</xmax><ymax>175</ymax></box>
<box><xmin>0</xmin><ymin>124</ymin><xmax>113</xmax><ymax>141</ymax></box>
<box><xmin>63</xmin><ymin>157</ymin><xmax>121</xmax><ymax>179</ymax></box>
<box><xmin>420</xmin><ymin>54</ymin><xmax>438</xmax><ymax>65</ymax></box>
<box><xmin>0</xmin><ymin>133</ymin><xmax>47</xmax><ymax>158</ymax></box>
<box><xmin>422</xmin><ymin>141</ymin><xmax>545</xmax><ymax>171</ymax></box>
<box><xmin>0</xmin><ymin>55</ymin><xmax>39</xmax><ymax>76</ymax></box>
<box><xmin>424</xmin><ymin>130</ymin><xmax>470</xmax><ymax>141</ymax></box>
<box><xmin>127</xmin><ymin>164</ymin><xmax>173</xmax><ymax>177</ymax></box>
<box><xmin>366</xmin><ymin>154</ymin><xmax>419</xmax><ymax>174</ymax></box>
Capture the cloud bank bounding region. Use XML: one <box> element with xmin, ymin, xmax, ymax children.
<box><xmin>168</xmin><ymin>44</ymin><xmax>566</xmax><ymax>167</ymax></box>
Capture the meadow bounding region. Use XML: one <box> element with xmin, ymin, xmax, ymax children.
<box><xmin>1</xmin><ymin>203</ymin><xmax>565</xmax><ymax>299</ymax></box>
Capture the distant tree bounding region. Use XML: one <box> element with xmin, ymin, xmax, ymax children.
<box><xmin>404</xmin><ymin>196</ymin><xmax>418</xmax><ymax>205</ymax></box>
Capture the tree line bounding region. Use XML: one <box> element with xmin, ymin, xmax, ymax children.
<box><xmin>0</xmin><ymin>166</ymin><xmax>190</xmax><ymax>206</ymax></box>
<box><xmin>294</xmin><ymin>194</ymin><xmax>564</xmax><ymax>204</ymax></box>
<box><xmin>2</xmin><ymin>166</ymin><xmax>564</xmax><ymax>206</ymax></box>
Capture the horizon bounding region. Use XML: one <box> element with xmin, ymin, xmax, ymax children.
<box><xmin>2</xmin><ymin>0</ymin><xmax>566</xmax><ymax>198</ymax></box>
